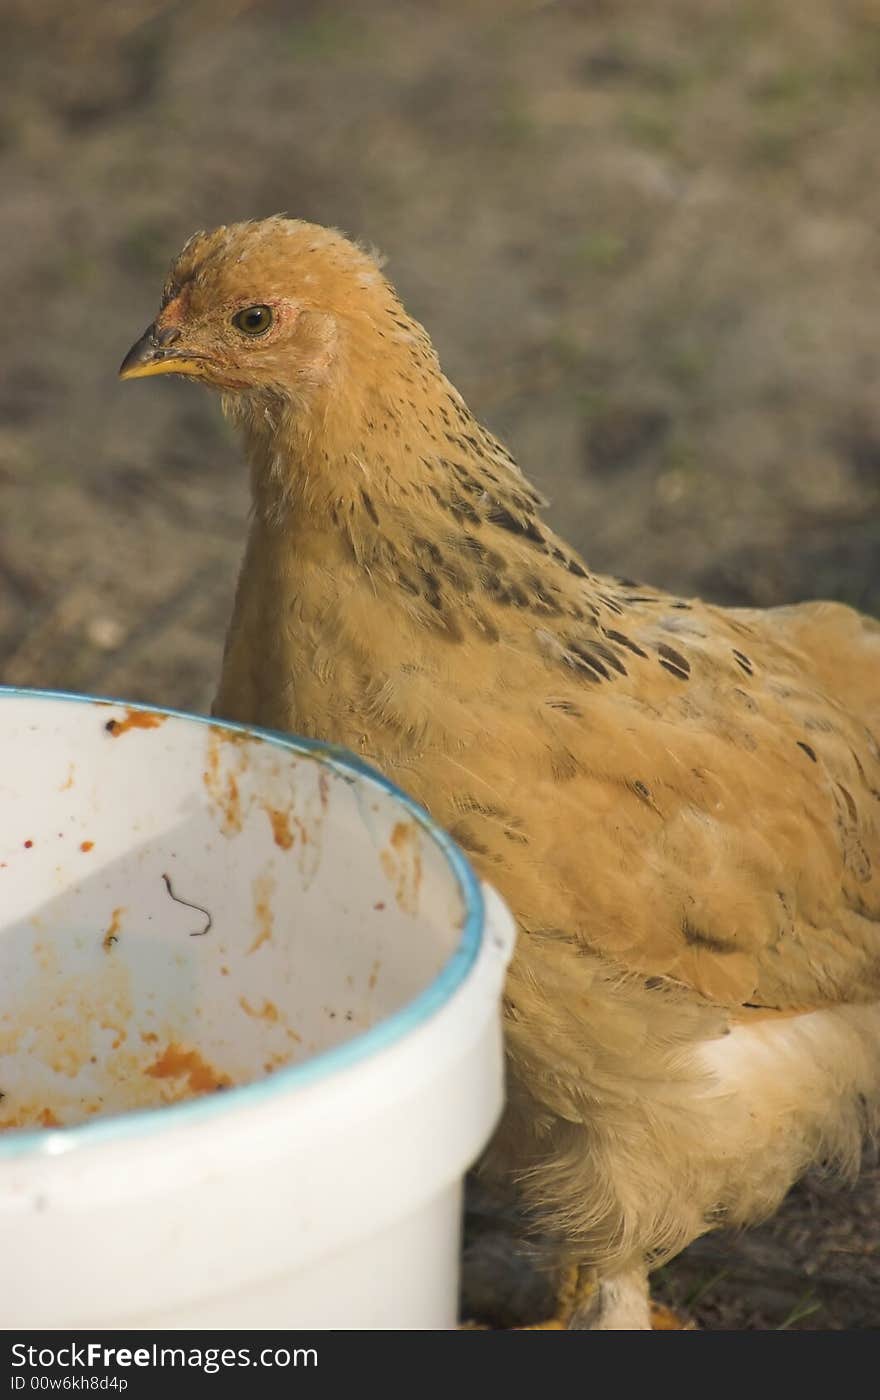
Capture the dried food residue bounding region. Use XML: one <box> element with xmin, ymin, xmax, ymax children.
<box><xmin>203</xmin><ymin>730</ymin><xmax>328</xmax><ymax>885</ymax></box>
<box><xmin>239</xmin><ymin>996</ymin><xmax>280</xmax><ymax>1022</ymax></box>
<box><xmin>380</xmin><ymin>821</ymin><xmax>423</xmax><ymax>915</ymax></box>
<box><xmin>104</xmin><ymin>710</ymin><xmax>167</xmax><ymax>737</ymax></box>
<box><xmin>248</xmin><ymin>870</ymin><xmax>275</xmax><ymax>953</ymax></box>
<box><xmin>203</xmin><ymin>730</ymin><xmax>246</xmax><ymax>836</ymax></box>
<box><xmin>144</xmin><ymin>1043</ymin><xmax>232</xmax><ymax>1095</ymax></box>
<box><xmin>262</xmin><ymin>803</ymin><xmax>295</xmax><ymax>849</ymax></box>
<box><xmin>0</xmin><ymin>1104</ymin><xmax>63</xmax><ymax>1131</ymax></box>
<box><xmin>102</xmin><ymin>906</ymin><xmax>125</xmax><ymax>950</ymax></box>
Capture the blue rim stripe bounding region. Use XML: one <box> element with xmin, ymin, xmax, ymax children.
<box><xmin>0</xmin><ymin>686</ymin><xmax>484</xmax><ymax>1160</ymax></box>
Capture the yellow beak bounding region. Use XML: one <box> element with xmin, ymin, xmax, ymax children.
<box><xmin>118</xmin><ymin>327</ymin><xmax>212</xmax><ymax>381</ymax></box>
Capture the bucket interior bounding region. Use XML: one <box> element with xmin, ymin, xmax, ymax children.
<box><xmin>0</xmin><ymin>695</ymin><xmax>470</xmax><ymax>1133</ymax></box>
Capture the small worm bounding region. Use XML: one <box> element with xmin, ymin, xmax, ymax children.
<box><xmin>161</xmin><ymin>873</ymin><xmax>213</xmax><ymax>937</ymax></box>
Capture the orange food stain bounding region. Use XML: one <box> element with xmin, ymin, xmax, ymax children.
<box><xmin>102</xmin><ymin>906</ymin><xmax>125</xmax><ymax>951</ymax></box>
<box><xmin>382</xmin><ymin>822</ymin><xmax>423</xmax><ymax>914</ymax></box>
<box><xmin>220</xmin><ymin>965</ymin><xmax>230</xmax><ymax>977</ymax></box>
<box><xmin>208</xmin><ymin>723</ymin><xmax>251</xmax><ymax>748</ymax></box>
<box><xmin>374</xmin><ymin>901</ymin><xmax>386</xmax><ymax>911</ymax></box>
<box><xmin>105</xmin><ymin>710</ymin><xmax>167</xmax><ymax>737</ymax></box>
<box><xmin>23</xmin><ymin>840</ymin><xmax>33</xmax><ymax>849</ymax></box>
<box><xmin>239</xmin><ymin>996</ymin><xmax>280</xmax><ymax>1022</ymax></box>
<box><xmin>204</xmin><ymin>735</ymin><xmax>220</xmax><ymax>790</ymax></box>
<box><xmin>248</xmin><ymin>873</ymin><xmax>274</xmax><ymax>953</ymax></box>
<box><xmin>391</xmin><ymin>821</ymin><xmax>410</xmax><ymax>850</ymax></box>
<box><xmin>59</xmin><ymin>763</ymin><xmax>75</xmax><ymax>791</ymax></box>
<box><xmin>286</xmin><ymin>1027</ymin><xmax>302</xmax><ymax>1043</ymax></box>
<box><xmin>140</xmin><ymin>1031</ymin><xmax>159</xmax><ymax>1044</ymax></box>
<box><xmin>223</xmin><ymin>772</ymin><xmax>241</xmax><ymax>831</ymax></box>
<box><xmin>38</xmin><ymin>1108</ymin><xmax>61</xmax><ymax>1128</ymax></box>
<box><xmin>263</xmin><ymin>803</ymin><xmax>295</xmax><ymax>850</ymax></box>
<box><xmin>145</xmin><ymin>1043</ymin><xmax>232</xmax><ymax>1093</ymax></box>
<box><xmin>203</xmin><ymin>731</ymin><xmax>247</xmax><ymax>835</ymax></box>
<box><xmin>100</xmin><ymin>1019</ymin><xmax>127</xmax><ymax>1049</ymax></box>
<box><xmin>368</xmin><ymin>961</ymin><xmax>380</xmax><ymax>991</ymax></box>
<box><xmin>80</xmin><ymin>840</ymin><xmax>94</xmax><ymax>853</ymax></box>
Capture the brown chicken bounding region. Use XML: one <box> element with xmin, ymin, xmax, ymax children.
<box><xmin>120</xmin><ymin>217</ymin><xmax>880</xmax><ymax>1329</ymax></box>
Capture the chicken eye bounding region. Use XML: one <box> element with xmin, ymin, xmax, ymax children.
<box><xmin>232</xmin><ymin>305</ymin><xmax>273</xmax><ymax>336</ymax></box>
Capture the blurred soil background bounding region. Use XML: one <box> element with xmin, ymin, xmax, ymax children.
<box><xmin>1</xmin><ymin>0</ymin><xmax>878</xmax><ymax>1327</ymax></box>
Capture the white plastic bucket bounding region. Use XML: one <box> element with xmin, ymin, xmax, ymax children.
<box><xmin>0</xmin><ymin>688</ymin><xmax>515</xmax><ymax>1329</ymax></box>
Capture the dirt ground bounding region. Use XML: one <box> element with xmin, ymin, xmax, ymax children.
<box><xmin>1</xmin><ymin>0</ymin><xmax>879</xmax><ymax>1328</ymax></box>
